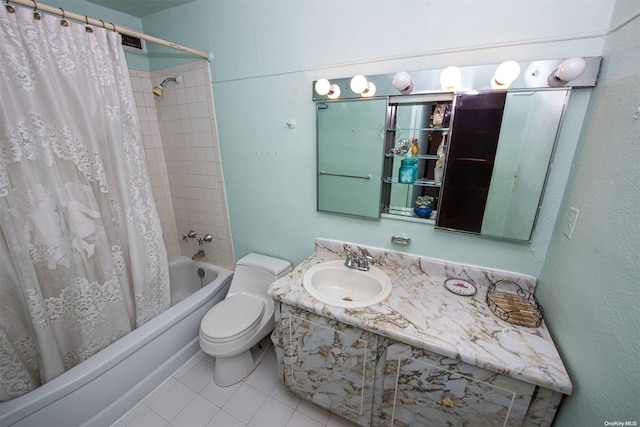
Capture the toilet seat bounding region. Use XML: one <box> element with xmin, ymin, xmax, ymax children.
<box><xmin>200</xmin><ymin>295</ymin><xmax>265</xmax><ymax>343</ymax></box>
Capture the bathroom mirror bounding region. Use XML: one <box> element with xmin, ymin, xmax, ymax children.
<box><xmin>316</xmin><ymin>99</ymin><xmax>387</xmax><ymax>218</ymax></box>
<box><xmin>480</xmin><ymin>89</ymin><xmax>568</xmax><ymax>240</ymax></box>
<box><xmin>316</xmin><ymin>89</ymin><xmax>570</xmax><ymax>241</ymax></box>
<box><xmin>436</xmin><ymin>89</ymin><xmax>569</xmax><ymax>241</ymax></box>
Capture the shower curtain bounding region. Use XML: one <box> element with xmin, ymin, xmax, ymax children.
<box><xmin>0</xmin><ymin>7</ymin><xmax>169</xmax><ymax>402</ymax></box>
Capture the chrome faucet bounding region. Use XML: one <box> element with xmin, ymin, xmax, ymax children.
<box><xmin>192</xmin><ymin>249</ymin><xmax>205</xmax><ymax>260</ymax></box>
<box><xmin>356</xmin><ymin>247</ymin><xmax>375</xmax><ymax>271</ymax></box>
<box><xmin>198</xmin><ymin>233</ymin><xmax>213</xmax><ymax>245</ymax></box>
<box><xmin>182</xmin><ymin>230</ymin><xmax>196</xmax><ymax>241</ymax></box>
<box><xmin>342</xmin><ymin>244</ymin><xmax>375</xmax><ymax>271</ymax></box>
<box><xmin>343</xmin><ymin>246</ymin><xmax>358</xmax><ymax>269</ymax></box>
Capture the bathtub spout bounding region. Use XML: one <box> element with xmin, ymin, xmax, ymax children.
<box><xmin>192</xmin><ymin>250</ymin><xmax>205</xmax><ymax>260</ymax></box>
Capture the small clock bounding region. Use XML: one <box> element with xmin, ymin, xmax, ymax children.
<box><xmin>444</xmin><ymin>278</ymin><xmax>477</xmax><ymax>296</ymax></box>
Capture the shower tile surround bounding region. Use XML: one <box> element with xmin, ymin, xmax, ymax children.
<box><xmin>129</xmin><ymin>61</ymin><xmax>234</xmax><ymax>269</ymax></box>
<box><xmin>269</xmin><ymin>238</ymin><xmax>571</xmax><ymax>425</ymax></box>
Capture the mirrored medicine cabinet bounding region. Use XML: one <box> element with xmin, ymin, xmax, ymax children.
<box><xmin>314</xmin><ymin>58</ymin><xmax>601</xmax><ymax>243</ymax></box>
<box><xmin>317</xmin><ymin>99</ymin><xmax>387</xmax><ymax>219</ymax></box>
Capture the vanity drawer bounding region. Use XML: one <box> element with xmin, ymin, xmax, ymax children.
<box><xmin>379</xmin><ymin>340</ymin><xmax>536</xmax><ymax>427</ymax></box>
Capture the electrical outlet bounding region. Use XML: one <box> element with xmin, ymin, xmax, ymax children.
<box><xmin>563</xmin><ymin>207</ymin><xmax>579</xmax><ymax>238</ymax></box>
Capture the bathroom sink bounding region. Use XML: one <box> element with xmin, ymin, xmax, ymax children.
<box><xmin>302</xmin><ymin>260</ymin><xmax>392</xmax><ymax>308</ymax></box>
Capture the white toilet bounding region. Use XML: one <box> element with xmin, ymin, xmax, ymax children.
<box><xmin>199</xmin><ymin>253</ymin><xmax>292</xmax><ymax>386</ymax></box>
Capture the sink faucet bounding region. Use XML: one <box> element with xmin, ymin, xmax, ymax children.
<box><xmin>192</xmin><ymin>249</ymin><xmax>205</xmax><ymax>260</ymax></box>
<box><xmin>343</xmin><ymin>246</ymin><xmax>358</xmax><ymax>269</ymax></box>
<box><xmin>342</xmin><ymin>244</ymin><xmax>375</xmax><ymax>271</ymax></box>
<box><xmin>356</xmin><ymin>246</ymin><xmax>375</xmax><ymax>271</ymax></box>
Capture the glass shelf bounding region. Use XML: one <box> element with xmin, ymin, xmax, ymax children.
<box><xmin>385</xmin><ymin>154</ymin><xmax>439</xmax><ymax>160</ymax></box>
<box><xmin>384</xmin><ymin>178</ymin><xmax>441</xmax><ymax>187</ymax></box>
<box><xmin>382</xmin><ymin>207</ymin><xmax>437</xmax><ymax>221</ymax></box>
<box><xmin>451</xmin><ymin>157</ymin><xmax>489</xmax><ymax>163</ymax></box>
<box><xmin>387</xmin><ymin>127</ymin><xmax>449</xmax><ymax>132</ymax></box>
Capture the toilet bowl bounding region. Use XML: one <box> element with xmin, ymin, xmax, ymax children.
<box><xmin>199</xmin><ymin>253</ymin><xmax>291</xmax><ymax>386</ymax></box>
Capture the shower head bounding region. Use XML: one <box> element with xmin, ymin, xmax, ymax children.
<box><xmin>152</xmin><ymin>75</ymin><xmax>181</xmax><ymax>97</ymax></box>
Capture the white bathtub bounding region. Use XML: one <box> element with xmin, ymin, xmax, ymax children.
<box><xmin>0</xmin><ymin>257</ymin><xmax>233</xmax><ymax>427</ymax></box>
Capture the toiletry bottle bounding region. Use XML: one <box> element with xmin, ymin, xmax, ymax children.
<box><xmin>434</xmin><ymin>160</ymin><xmax>444</xmax><ymax>185</ymax></box>
<box><xmin>436</xmin><ymin>136</ymin><xmax>446</xmax><ymax>159</ymax></box>
<box><xmin>434</xmin><ymin>134</ymin><xmax>446</xmax><ymax>185</ymax></box>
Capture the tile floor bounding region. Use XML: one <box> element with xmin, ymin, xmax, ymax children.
<box><xmin>111</xmin><ymin>345</ymin><xmax>360</xmax><ymax>427</ymax></box>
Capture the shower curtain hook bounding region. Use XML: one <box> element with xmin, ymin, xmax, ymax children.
<box><xmin>85</xmin><ymin>16</ymin><xmax>93</xmax><ymax>33</ymax></box>
<box><xmin>5</xmin><ymin>0</ymin><xmax>15</xmax><ymax>13</ymax></box>
<box><xmin>99</xmin><ymin>19</ymin><xmax>106</xmax><ymax>29</ymax></box>
<box><xmin>59</xmin><ymin>8</ymin><xmax>68</xmax><ymax>26</ymax></box>
<box><xmin>32</xmin><ymin>0</ymin><xmax>40</xmax><ymax>20</ymax></box>
<box><xmin>110</xmin><ymin>22</ymin><xmax>116</xmax><ymax>31</ymax></box>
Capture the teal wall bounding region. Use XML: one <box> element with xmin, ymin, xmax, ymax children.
<box><xmin>537</xmin><ymin>2</ymin><xmax>640</xmax><ymax>424</ymax></box>
<box><xmin>139</xmin><ymin>0</ymin><xmax>617</xmax><ymax>276</ymax></box>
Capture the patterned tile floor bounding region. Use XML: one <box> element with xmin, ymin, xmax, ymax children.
<box><xmin>111</xmin><ymin>345</ymin><xmax>359</xmax><ymax>427</ymax></box>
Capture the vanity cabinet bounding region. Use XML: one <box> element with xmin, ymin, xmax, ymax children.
<box><xmin>376</xmin><ymin>339</ymin><xmax>536</xmax><ymax>427</ymax></box>
<box><xmin>273</xmin><ymin>304</ymin><xmax>378</xmax><ymax>427</ymax></box>
<box><xmin>273</xmin><ymin>303</ymin><xmax>565</xmax><ymax>427</ymax></box>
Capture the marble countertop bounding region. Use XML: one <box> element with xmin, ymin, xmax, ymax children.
<box><xmin>268</xmin><ymin>238</ymin><xmax>573</xmax><ymax>395</ymax></box>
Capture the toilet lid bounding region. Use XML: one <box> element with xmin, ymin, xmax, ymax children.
<box><xmin>201</xmin><ymin>295</ymin><xmax>265</xmax><ymax>343</ymax></box>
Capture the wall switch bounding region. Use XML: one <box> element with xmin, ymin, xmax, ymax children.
<box><xmin>563</xmin><ymin>207</ymin><xmax>579</xmax><ymax>238</ymax></box>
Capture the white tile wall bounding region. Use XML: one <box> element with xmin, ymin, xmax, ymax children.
<box><xmin>129</xmin><ymin>68</ymin><xmax>180</xmax><ymax>260</ymax></box>
<box><xmin>129</xmin><ymin>61</ymin><xmax>234</xmax><ymax>269</ymax></box>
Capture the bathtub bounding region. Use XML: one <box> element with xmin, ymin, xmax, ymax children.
<box><xmin>0</xmin><ymin>257</ymin><xmax>233</xmax><ymax>427</ymax></box>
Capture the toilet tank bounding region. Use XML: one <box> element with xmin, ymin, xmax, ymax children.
<box><xmin>228</xmin><ymin>253</ymin><xmax>292</xmax><ymax>296</ymax></box>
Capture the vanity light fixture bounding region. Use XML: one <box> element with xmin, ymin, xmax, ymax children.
<box><xmin>350</xmin><ymin>75</ymin><xmax>377</xmax><ymax>97</ymax></box>
<box><xmin>315</xmin><ymin>78</ymin><xmax>341</xmax><ymax>99</ymax></box>
<box><xmin>440</xmin><ymin>66</ymin><xmax>461</xmax><ymax>91</ymax></box>
<box><xmin>553</xmin><ymin>57</ymin><xmax>587</xmax><ymax>82</ymax></box>
<box><xmin>392</xmin><ymin>71</ymin><xmax>415</xmax><ymax>94</ymax></box>
<box><xmin>491</xmin><ymin>60</ymin><xmax>521</xmax><ymax>89</ymax></box>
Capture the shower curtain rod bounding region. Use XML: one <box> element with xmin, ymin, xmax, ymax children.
<box><xmin>5</xmin><ymin>0</ymin><xmax>209</xmax><ymax>60</ymax></box>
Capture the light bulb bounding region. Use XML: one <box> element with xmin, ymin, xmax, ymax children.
<box><xmin>492</xmin><ymin>60</ymin><xmax>520</xmax><ymax>88</ymax></box>
<box><xmin>327</xmin><ymin>84</ymin><xmax>341</xmax><ymax>99</ymax></box>
<box><xmin>555</xmin><ymin>57</ymin><xmax>587</xmax><ymax>82</ymax></box>
<box><xmin>361</xmin><ymin>82</ymin><xmax>376</xmax><ymax>97</ymax></box>
<box><xmin>350</xmin><ymin>75</ymin><xmax>368</xmax><ymax>94</ymax></box>
<box><xmin>315</xmin><ymin>78</ymin><xmax>331</xmax><ymax>96</ymax></box>
<box><xmin>392</xmin><ymin>71</ymin><xmax>414</xmax><ymax>94</ymax></box>
<box><xmin>440</xmin><ymin>66</ymin><xmax>461</xmax><ymax>91</ymax></box>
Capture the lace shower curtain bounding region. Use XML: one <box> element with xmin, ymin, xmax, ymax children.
<box><xmin>0</xmin><ymin>7</ymin><xmax>169</xmax><ymax>402</ymax></box>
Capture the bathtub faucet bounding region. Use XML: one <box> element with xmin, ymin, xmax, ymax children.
<box><xmin>192</xmin><ymin>250</ymin><xmax>205</xmax><ymax>260</ymax></box>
